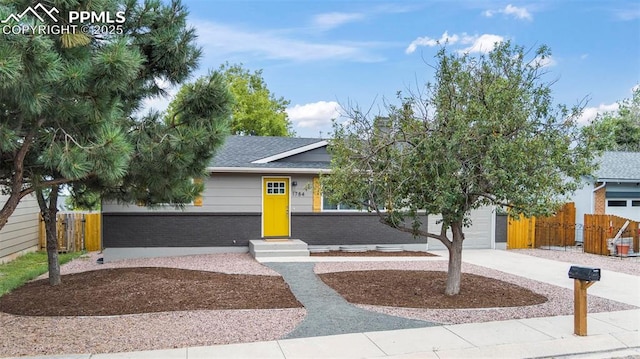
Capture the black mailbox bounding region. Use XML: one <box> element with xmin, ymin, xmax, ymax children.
<box><xmin>568</xmin><ymin>266</ymin><xmax>601</xmax><ymax>281</ymax></box>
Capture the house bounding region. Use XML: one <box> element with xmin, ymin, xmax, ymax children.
<box><xmin>101</xmin><ymin>136</ymin><xmax>497</xmax><ymax>261</ymax></box>
<box><xmin>573</xmin><ymin>151</ymin><xmax>640</xmax><ymax>223</ymax></box>
<box><xmin>0</xmin><ymin>193</ymin><xmax>40</xmax><ymax>263</ymax></box>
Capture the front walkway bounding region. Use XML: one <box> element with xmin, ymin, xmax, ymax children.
<box><xmin>265</xmin><ymin>262</ymin><xmax>438</xmax><ymax>338</ymax></box>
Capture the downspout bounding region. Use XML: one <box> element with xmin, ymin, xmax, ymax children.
<box><xmin>592</xmin><ymin>181</ymin><xmax>606</xmax><ymax>213</ymax></box>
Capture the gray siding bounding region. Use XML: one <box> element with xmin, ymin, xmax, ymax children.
<box><xmin>102</xmin><ymin>173</ymin><xmax>317</xmax><ymax>213</ymax></box>
<box><xmin>573</xmin><ymin>179</ymin><xmax>594</xmax><ymax>227</ymax></box>
<box><xmin>101</xmin><ymin>172</ymin><xmax>495</xmax><ymax>251</ymax></box>
<box><xmin>0</xmin><ymin>193</ymin><xmax>39</xmax><ymax>262</ymax></box>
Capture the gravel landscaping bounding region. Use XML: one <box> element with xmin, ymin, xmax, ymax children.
<box><xmin>314</xmin><ymin>259</ymin><xmax>635</xmax><ymax>324</ymax></box>
<box><xmin>0</xmin><ymin>249</ymin><xmax>636</xmax><ymax>357</ymax></box>
<box><xmin>0</xmin><ymin>253</ymin><xmax>306</xmax><ymax>357</ymax></box>
<box><xmin>512</xmin><ymin>248</ymin><xmax>640</xmax><ymax>276</ymax></box>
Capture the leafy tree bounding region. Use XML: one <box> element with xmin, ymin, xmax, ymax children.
<box><xmin>583</xmin><ymin>87</ymin><xmax>640</xmax><ymax>151</ymax></box>
<box><xmin>65</xmin><ymin>185</ymin><xmax>101</xmax><ymax>211</ymax></box>
<box><xmin>323</xmin><ymin>42</ymin><xmax>598</xmax><ymax>295</ymax></box>
<box><xmin>216</xmin><ymin>63</ymin><xmax>293</xmax><ymax>136</ymax></box>
<box><xmin>0</xmin><ymin>0</ymin><xmax>232</xmax><ymax>285</ymax></box>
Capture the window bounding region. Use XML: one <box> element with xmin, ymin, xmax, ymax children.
<box><xmin>321</xmin><ymin>193</ymin><xmax>363</xmax><ymax>211</ymax></box>
<box><xmin>322</xmin><ymin>198</ymin><xmax>357</xmax><ymax>210</ymax></box>
<box><xmin>320</xmin><ymin>193</ymin><xmax>388</xmax><ymax>211</ymax></box>
<box><xmin>607</xmin><ymin>200</ymin><xmax>627</xmax><ymax>207</ymax></box>
<box><xmin>266</xmin><ymin>181</ymin><xmax>286</xmax><ymax>195</ymax></box>
<box><xmin>632</xmin><ymin>200</ymin><xmax>640</xmax><ymax>207</ymax></box>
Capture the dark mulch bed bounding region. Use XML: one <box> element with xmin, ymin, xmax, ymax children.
<box><xmin>0</xmin><ymin>267</ymin><xmax>302</xmax><ymax>316</ymax></box>
<box><xmin>319</xmin><ymin>270</ymin><xmax>548</xmax><ymax>309</ymax></box>
<box><xmin>0</xmin><ymin>267</ymin><xmax>547</xmax><ymax>317</ymax></box>
<box><xmin>310</xmin><ymin>250</ymin><xmax>437</xmax><ymax>257</ymax></box>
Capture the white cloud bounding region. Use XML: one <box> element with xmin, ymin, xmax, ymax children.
<box><xmin>312</xmin><ymin>12</ymin><xmax>365</xmax><ymax>30</ymax></box>
<box><xmin>406</xmin><ymin>32</ymin><xmax>503</xmax><ymax>55</ymax></box>
<box><xmin>483</xmin><ymin>4</ymin><xmax>532</xmax><ymax>20</ymax></box>
<box><xmin>405</xmin><ymin>31</ymin><xmax>459</xmax><ymax>54</ymax></box>
<box><xmin>458</xmin><ymin>34</ymin><xmax>504</xmax><ymax>54</ymax></box>
<box><xmin>577</xmin><ymin>86</ymin><xmax>638</xmax><ymax>125</ymax></box>
<box><xmin>141</xmin><ymin>95</ymin><xmax>172</xmax><ymax>114</ymax></box>
<box><xmin>483</xmin><ymin>10</ymin><xmax>495</xmax><ymax>17</ymax></box>
<box><xmin>615</xmin><ymin>7</ymin><xmax>640</xmax><ymax>21</ymax></box>
<box><xmin>503</xmin><ymin>4</ymin><xmax>532</xmax><ymax>20</ymax></box>
<box><xmin>192</xmin><ymin>20</ymin><xmax>384</xmax><ymax>63</ymax></box>
<box><xmin>287</xmin><ymin>101</ymin><xmax>342</xmax><ymax>130</ymax></box>
<box><xmin>311</xmin><ymin>5</ymin><xmax>420</xmax><ymax>32</ymax></box>
<box><xmin>577</xmin><ymin>103</ymin><xmax>619</xmax><ymax>125</ymax></box>
<box><xmin>139</xmin><ymin>78</ymin><xmax>177</xmax><ymax>114</ymax></box>
<box><xmin>533</xmin><ymin>54</ymin><xmax>557</xmax><ymax>68</ymax></box>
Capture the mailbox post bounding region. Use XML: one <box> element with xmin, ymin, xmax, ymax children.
<box><xmin>568</xmin><ymin>266</ymin><xmax>601</xmax><ymax>336</ymax></box>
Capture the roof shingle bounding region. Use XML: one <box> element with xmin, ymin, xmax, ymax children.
<box><xmin>596</xmin><ymin>151</ymin><xmax>640</xmax><ymax>180</ymax></box>
<box><xmin>209</xmin><ymin>135</ymin><xmax>328</xmax><ymax>169</ymax></box>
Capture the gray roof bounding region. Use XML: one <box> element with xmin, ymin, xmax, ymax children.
<box><xmin>209</xmin><ymin>135</ymin><xmax>329</xmax><ymax>170</ymax></box>
<box><xmin>596</xmin><ymin>151</ymin><xmax>640</xmax><ymax>180</ymax></box>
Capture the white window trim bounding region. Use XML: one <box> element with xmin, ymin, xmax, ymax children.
<box><xmin>320</xmin><ymin>192</ymin><xmax>388</xmax><ymax>212</ymax></box>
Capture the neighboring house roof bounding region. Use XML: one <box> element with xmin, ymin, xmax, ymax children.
<box><xmin>596</xmin><ymin>151</ymin><xmax>640</xmax><ymax>182</ymax></box>
<box><xmin>207</xmin><ymin>135</ymin><xmax>330</xmax><ymax>173</ymax></box>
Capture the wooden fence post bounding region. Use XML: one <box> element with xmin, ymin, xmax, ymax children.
<box><xmin>84</xmin><ymin>213</ymin><xmax>102</xmax><ymax>251</ymax></box>
<box><xmin>574</xmin><ymin>279</ymin><xmax>595</xmax><ymax>336</ymax></box>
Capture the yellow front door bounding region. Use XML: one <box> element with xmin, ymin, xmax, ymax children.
<box><xmin>263</xmin><ymin>177</ymin><xmax>290</xmax><ymax>237</ymax></box>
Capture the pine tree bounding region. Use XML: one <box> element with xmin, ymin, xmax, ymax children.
<box><xmin>0</xmin><ymin>0</ymin><xmax>232</xmax><ymax>285</ymax></box>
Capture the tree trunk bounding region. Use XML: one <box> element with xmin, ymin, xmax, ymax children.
<box><xmin>0</xmin><ymin>127</ymin><xmax>39</xmax><ymax>231</ymax></box>
<box><xmin>0</xmin><ymin>191</ymin><xmax>22</xmax><ymax>231</ymax></box>
<box><xmin>36</xmin><ymin>186</ymin><xmax>61</xmax><ymax>286</ymax></box>
<box><xmin>445</xmin><ymin>221</ymin><xmax>465</xmax><ymax>296</ymax></box>
<box><xmin>44</xmin><ymin>212</ymin><xmax>61</xmax><ymax>286</ymax></box>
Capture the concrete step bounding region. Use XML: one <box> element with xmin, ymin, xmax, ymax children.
<box><xmin>250</xmin><ymin>239</ymin><xmax>308</xmax><ymax>251</ymax></box>
<box><xmin>249</xmin><ymin>239</ymin><xmax>310</xmax><ymax>259</ymax></box>
<box><xmin>252</xmin><ymin>249</ymin><xmax>311</xmax><ymax>258</ymax></box>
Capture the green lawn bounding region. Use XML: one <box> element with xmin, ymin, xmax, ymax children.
<box><xmin>0</xmin><ymin>251</ymin><xmax>84</xmax><ymax>297</ymax></box>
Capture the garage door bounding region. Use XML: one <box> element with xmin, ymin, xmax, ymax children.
<box><xmin>427</xmin><ymin>206</ymin><xmax>495</xmax><ymax>250</ymax></box>
<box><xmin>606</xmin><ymin>199</ymin><xmax>640</xmax><ymax>221</ymax></box>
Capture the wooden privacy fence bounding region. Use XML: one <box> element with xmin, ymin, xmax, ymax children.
<box><xmin>39</xmin><ymin>212</ymin><xmax>101</xmax><ymax>252</ymax></box>
<box><xmin>507</xmin><ymin>203</ymin><xmax>576</xmax><ymax>249</ymax></box>
<box><xmin>583</xmin><ymin>214</ymin><xmax>639</xmax><ymax>255</ymax></box>
<box><xmin>507</xmin><ymin>215</ymin><xmax>536</xmax><ymax>249</ymax></box>
<box><xmin>534</xmin><ymin>203</ymin><xmax>576</xmax><ymax>248</ymax></box>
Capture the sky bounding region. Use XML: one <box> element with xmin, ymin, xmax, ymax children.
<box><xmin>145</xmin><ymin>0</ymin><xmax>640</xmax><ymax>138</ymax></box>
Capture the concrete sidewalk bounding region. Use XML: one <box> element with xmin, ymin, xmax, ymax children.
<box><xmin>8</xmin><ymin>250</ymin><xmax>640</xmax><ymax>359</ymax></box>
<box><xmin>14</xmin><ymin>310</ymin><xmax>639</xmax><ymax>359</ymax></box>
